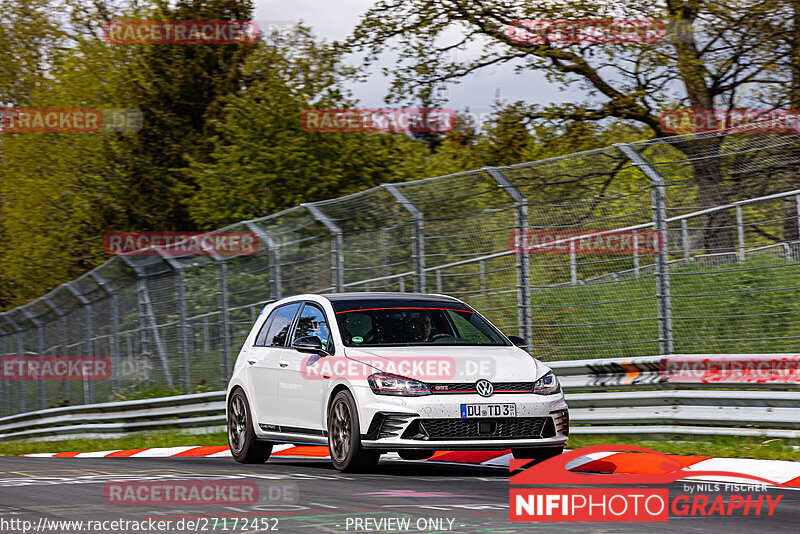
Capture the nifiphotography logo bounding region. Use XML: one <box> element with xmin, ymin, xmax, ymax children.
<box><xmin>510</xmin><ymin>445</ymin><xmax>786</xmax><ymax>522</ymax></box>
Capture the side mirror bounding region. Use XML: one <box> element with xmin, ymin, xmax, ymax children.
<box><xmin>508</xmin><ymin>335</ymin><xmax>527</xmax><ymax>348</ymax></box>
<box><xmin>292</xmin><ymin>335</ymin><xmax>329</xmax><ymax>356</ymax></box>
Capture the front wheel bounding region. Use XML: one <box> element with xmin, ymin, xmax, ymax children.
<box><xmin>511</xmin><ymin>446</ymin><xmax>564</xmax><ymax>463</ymax></box>
<box><xmin>228</xmin><ymin>389</ymin><xmax>272</xmax><ymax>464</ymax></box>
<box><xmin>327</xmin><ymin>390</ymin><xmax>380</xmax><ymax>472</ymax></box>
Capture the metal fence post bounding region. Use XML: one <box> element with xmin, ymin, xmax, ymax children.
<box><xmin>304</xmin><ymin>203</ymin><xmax>345</xmax><ymax>292</ymax></box>
<box><xmin>681</xmin><ymin>219</ymin><xmax>691</xmax><ymax>260</ymax></box>
<box><xmin>16</xmin><ymin>330</ymin><xmax>24</xmax><ymax>411</ymax></box>
<box><xmin>43</xmin><ymin>297</ymin><xmax>69</xmax><ymax>400</ymax></box>
<box><xmin>243</xmin><ymin>221</ymin><xmax>282</xmax><ymax>299</ymax></box>
<box><xmin>218</xmin><ymin>259</ymin><xmax>231</xmax><ymax>386</ymax></box>
<box><xmin>479</xmin><ymin>260</ymin><xmax>487</xmax><ymax>296</ymax></box>
<box><xmin>176</xmin><ymin>267</ymin><xmax>190</xmax><ymax>392</ymax></box>
<box><xmin>90</xmin><ymin>273</ymin><xmax>121</xmax><ymax>390</ymax></box>
<box><xmin>4</xmin><ymin>315</ymin><xmax>25</xmax><ymax>412</ymax></box>
<box><xmin>569</xmin><ymin>238</ymin><xmax>578</xmax><ymax>284</ymax></box>
<box><xmin>65</xmin><ymin>282</ymin><xmax>94</xmax><ymax>403</ymax></box>
<box><xmin>484</xmin><ymin>167</ymin><xmax>533</xmax><ymax>350</ymax></box>
<box><xmin>153</xmin><ymin>252</ymin><xmax>190</xmax><ymax>393</ymax></box>
<box><xmin>796</xmin><ymin>194</ymin><xmax>800</xmax><ymax>239</ymax></box>
<box><xmin>615</xmin><ymin>144</ymin><xmax>674</xmax><ymax>355</ymax></box>
<box><xmin>134</xmin><ymin>276</ymin><xmax>173</xmax><ymax>387</ymax></box>
<box><xmin>736</xmin><ymin>205</ymin><xmax>746</xmax><ymax>262</ymax></box>
<box><xmin>21</xmin><ymin>309</ymin><xmax>45</xmax><ymax>410</ymax></box>
<box><xmin>0</xmin><ymin>325</ymin><xmax>8</xmax><ymax>415</ymax></box>
<box><xmin>383</xmin><ymin>184</ymin><xmax>426</xmax><ymax>293</ymax></box>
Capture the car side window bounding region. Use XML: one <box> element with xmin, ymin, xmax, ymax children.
<box><xmin>292</xmin><ymin>303</ymin><xmax>332</xmax><ymax>350</ymax></box>
<box><xmin>253</xmin><ymin>309</ymin><xmax>278</xmax><ymax>346</ymax></box>
<box><xmin>262</xmin><ymin>302</ymin><xmax>302</xmax><ymax>347</ymax></box>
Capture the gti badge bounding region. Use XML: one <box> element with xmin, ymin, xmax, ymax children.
<box><xmin>475</xmin><ymin>379</ymin><xmax>494</xmax><ymax>397</ymax></box>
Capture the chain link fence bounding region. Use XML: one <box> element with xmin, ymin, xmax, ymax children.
<box><xmin>1</xmin><ymin>128</ymin><xmax>800</xmax><ymax>415</ymax></box>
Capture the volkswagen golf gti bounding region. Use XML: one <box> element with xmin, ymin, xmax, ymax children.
<box><xmin>226</xmin><ymin>292</ymin><xmax>569</xmax><ymax>472</ymax></box>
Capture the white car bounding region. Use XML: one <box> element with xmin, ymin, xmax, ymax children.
<box><xmin>226</xmin><ymin>293</ymin><xmax>569</xmax><ymax>472</ymax></box>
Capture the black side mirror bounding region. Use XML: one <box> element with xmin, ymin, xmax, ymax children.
<box><xmin>292</xmin><ymin>335</ymin><xmax>329</xmax><ymax>355</ymax></box>
<box><xmin>508</xmin><ymin>335</ymin><xmax>527</xmax><ymax>348</ymax></box>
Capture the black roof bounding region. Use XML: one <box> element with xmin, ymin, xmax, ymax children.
<box><xmin>323</xmin><ymin>292</ymin><xmax>458</xmax><ymax>302</ymax></box>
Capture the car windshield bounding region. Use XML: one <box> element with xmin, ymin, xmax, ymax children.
<box><xmin>331</xmin><ymin>299</ymin><xmax>508</xmax><ymax>347</ymax></box>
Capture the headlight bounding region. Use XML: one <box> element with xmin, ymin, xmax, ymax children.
<box><xmin>368</xmin><ymin>373</ymin><xmax>431</xmax><ymax>396</ymax></box>
<box><xmin>533</xmin><ymin>371</ymin><xmax>560</xmax><ymax>395</ymax></box>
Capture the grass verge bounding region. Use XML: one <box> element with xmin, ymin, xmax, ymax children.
<box><xmin>567</xmin><ymin>434</ymin><xmax>798</xmax><ymax>461</ymax></box>
<box><xmin>0</xmin><ymin>432</ymin><xmax>228</xmax><ymax>457</ymax></box>
<box><xmin>0</xmin><ymin>432</ymin><xmax>796</xmax><ymax>461</ymax></box>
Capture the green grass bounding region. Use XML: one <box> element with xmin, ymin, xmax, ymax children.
<box><xmin>0</xmin><ymin>431</ymin><xmax>228</xmax><ymax>457</ymax></box>
<box><xmin>526</xmin><ymin>253</ymin><xmax>800</xmax><ymax>361</ymax></box>
<box><xmin>567</xmin><ymin>434</ymin><xmax>799</xmax><ymax>461</ymax></box>
<box><xmin>1</xmin><ymin>431</ymin><xmax>796</xmax><ymax>461</ymax></box>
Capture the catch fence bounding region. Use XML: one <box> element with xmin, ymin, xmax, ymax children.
<box><xmin>1</xmin><ymin>128</ymin><xmax>799</xmax><ymax>415</ymax></box>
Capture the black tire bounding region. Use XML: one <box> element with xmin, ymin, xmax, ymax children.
<box><xmin>327</xmin><ymin>390</ymin><xmax>380</xmax><ymax>472</ymax></box>
<box><xmin>511</xmin><ymin>446</ymin><xmax>564</xmax><ymax>463</ymax></box>
<box><xmin>397</xmin><ymin>450</ymin><xmax>435</xmax><ymax>461</ymax></box>
<box><xmin>228</xmin><ymin>389</ymin><xmax>272</xmax><ymax>464</ymax></box>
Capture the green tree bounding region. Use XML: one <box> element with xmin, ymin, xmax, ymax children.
<box><xmin>119</xmin><ymin>0</ymin><xmax>257</xmax><ymax>230</ymax></box>
<box><xmin>182</xmin><ymin>25</ymin><xmax>428</xmax><ymax>228</ymax></box>
<box><xmin>349</xmin><ymin>0</ymin><xmax>793</xmax><ymax>249</ymax></box>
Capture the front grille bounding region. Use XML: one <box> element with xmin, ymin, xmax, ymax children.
<box><xmin>402</xmin><ymin>417</ymin><xmax>547</xmax><ymax>440</ymax></box>
<box><xmin>427</xmin><ymin>382</ymin><xmax>534</xmax><ymax>394</ymax></box>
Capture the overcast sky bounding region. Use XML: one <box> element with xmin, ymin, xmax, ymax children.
<box><xmin>253</xmin><ymin>0</ymin><xmax>586</xmax><ymax>114</ymax></box>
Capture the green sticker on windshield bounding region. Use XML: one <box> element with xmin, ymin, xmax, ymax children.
<box><xmin>352</xmin><ymin>336</ymin><xmax>363</xmax><ymax>343</ymax></box>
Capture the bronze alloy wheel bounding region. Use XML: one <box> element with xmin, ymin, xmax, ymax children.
<box><xmin>327</xmin><ymin>390</ymin><xmax>380</xmax><ymax>472</ymax></box>
<box><xmin>227</xmin><ymin>389</ymin><xmax>273</xmax><ymax>464</ymax></box>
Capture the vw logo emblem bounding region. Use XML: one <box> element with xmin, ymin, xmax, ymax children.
<box><xmin>475</xmin><ymin>379</ymin><xmax>494</xmax><ymax>397</ymax></box>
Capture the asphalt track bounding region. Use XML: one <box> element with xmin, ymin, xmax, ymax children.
<box><xmin>0</xmin><ymin>456</ymin><xmax>797</xmax><ymax>533</ymax></box>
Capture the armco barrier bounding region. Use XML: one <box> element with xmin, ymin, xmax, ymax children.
<box><xmin>0</xmin><ymin>355</ymin><xmax>798</xmax><ymax>441</ymax></box>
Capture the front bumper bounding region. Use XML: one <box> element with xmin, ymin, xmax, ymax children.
<box><xmin>351</xmin><ymin>385</ymin><xmax>569</xmax><ymax>451</ymax></box>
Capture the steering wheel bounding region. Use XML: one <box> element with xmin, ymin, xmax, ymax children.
<box><xmin>428</xmin><ymin>333</ymin><xmax>454</xmax><ymax>342</ymax></box>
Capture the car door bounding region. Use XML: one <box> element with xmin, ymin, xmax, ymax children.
<box><xmin>276</xmin><ymin>301</ymin><xmax>333</xmax><ymax>433</ymax></box>
<box><xmin>246</xmin><ymin>301</ymin><xmax>302</xmax><ymax>429</ymax></box>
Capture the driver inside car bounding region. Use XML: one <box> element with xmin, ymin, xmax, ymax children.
<box><xmin>411</xmin><ymin>311</ymin><xmax>434</xmax><ymax>341</ymax></box>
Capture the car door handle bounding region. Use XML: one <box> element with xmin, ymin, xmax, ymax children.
<box><xmin>279</xmin><ymin>361</ymin><xmax>289</xmax><ymax>368</ymax></box>
<box><xmin>247</xmin><ymin>359</ymin><xmax>256</xmax><ymax>365</ymax></box>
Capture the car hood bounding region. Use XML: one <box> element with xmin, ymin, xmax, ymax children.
<box><xmin>343</xmin><ymin>345</ymin><xmax>550</xmax><ymax>383</ymax></box>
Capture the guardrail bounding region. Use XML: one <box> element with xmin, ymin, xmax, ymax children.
<box><xmin>1</xmin><ymin>354</ymin><xmax>797</xmax><ymax>441</ymax></box>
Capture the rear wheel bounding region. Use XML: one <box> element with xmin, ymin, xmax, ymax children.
<box><xmin>328</xmin><ymin>390</ymin><xmax>380</xmax><ymax>472</ymax></box>
<box><xmin>397</xmin><ymin>450</ymin><xmax>435</xmax><ymax>461</ymax></box>
<box><xmin>228</xmin><ymin>389</ymin><xmax>272</xmax><ymax>464</ymax></box>
<box><xmin>511</xmin><ymin>446</ymin><xmax>564</xmax><ymax>463</ymax></box>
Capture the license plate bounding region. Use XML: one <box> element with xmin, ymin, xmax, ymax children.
<box><xmin>460</xmin><ymin>403</ymin><xmax>516</xmax><ymax>418</ymax></box>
